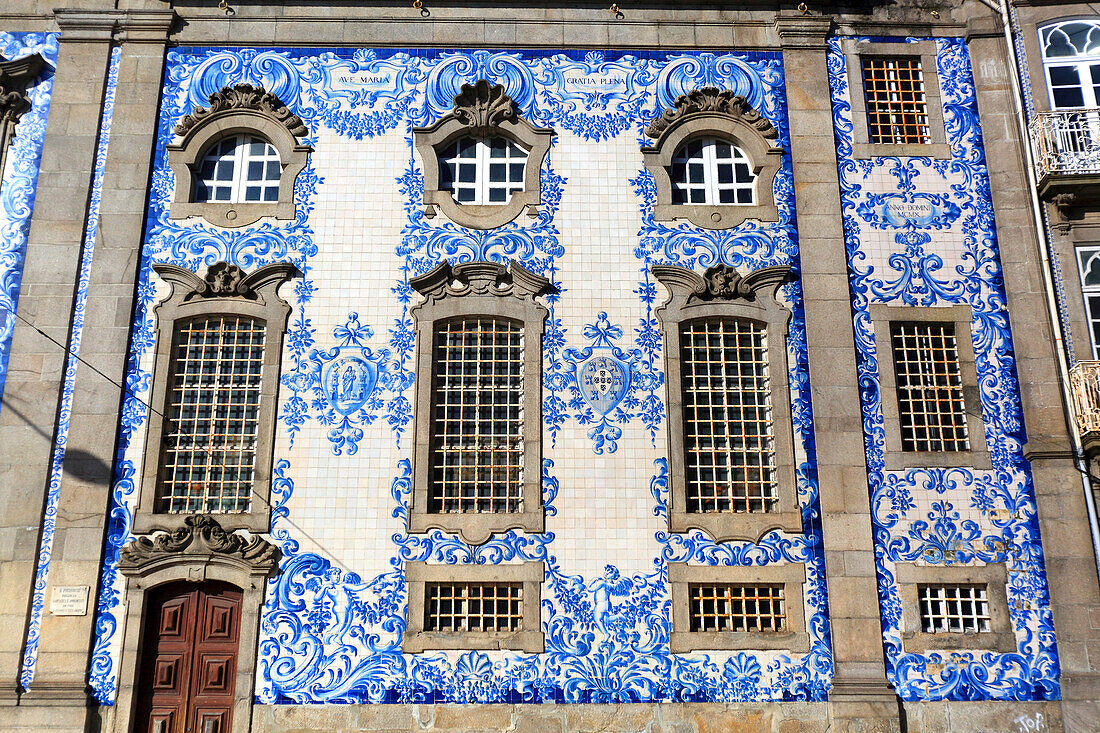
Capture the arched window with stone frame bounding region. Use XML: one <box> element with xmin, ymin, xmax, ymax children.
<box><xmin>641</xmin><ymin>87</ymin><xmax>783</xmax><ymax>230</ymax></box>
<box><xmin>413</xmin><ymin>80</ymin><xmax>554</xmax><ymax>230</ymax></box>
<box><xmin>166</xmin><ymin>84</ymin><xmax>311</xmax><ymax>228</ymax></box>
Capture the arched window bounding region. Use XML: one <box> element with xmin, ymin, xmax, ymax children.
<box><xmin>167</xmin><ymin>84</ymin><xmax>311</xmax><ymax>227</ymax></box>
<box><xmin>413</xmin><ymin>80</ymin><xmax>553</xmax><ymax>229</ymax></box>
<box><xmin>439</xmin><ymin>136</ymin><xmax>529</xmax><ymax>205</ymax></box>
<box><xmin>1040</xmin><ymin>20</ymin><xmax>1100</xmax><ymax>108</ymax></box>
<box><xmin>670</xmin><ymin>137</ymin><xmax>756</xmax><ymax>206</ymax></box>
<box><xmin>1077</xmin><ymin>247</ymin><xmax>1100</xmax><ymax>355</ymax></box>
<box><xmin>195</xmin><ymin>134</ymin><xmax>281</xmax><ymax>204</ymax></box>
<box><xmin>641</xmin><ymin>88</ymin><xmax>782</xmax><ymax>230</ymax></box>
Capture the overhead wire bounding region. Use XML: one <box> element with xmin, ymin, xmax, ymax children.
<box><xmin>0</xmin><ymin>302</ymin><xmax>355</xmax><ymax>575</ymax></box>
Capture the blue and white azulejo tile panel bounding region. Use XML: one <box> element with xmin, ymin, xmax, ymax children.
<box><xmin>90</xmin><ymin>46</ymin><xmax>832</xmax><ymax>706</ymax></box>
<box><xmin>828</xmin><ymin>37</ymin><xmax>1059</xmax><ymax>701</ymax></box>
<box><xmin>0</xmin><ymin>32</ymin><xmax>58</xmax><ymax>408</ymax></box>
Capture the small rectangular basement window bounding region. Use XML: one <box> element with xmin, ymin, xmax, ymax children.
<box><xmin>688</xmin><ymin>583</ymin><xmax>787</xmax><ymax>633</ymax></box>
<box><xmin>918</xmin><ymin>584</ymin><xmax>991</xmax><ymax>634</ymax></box>
<box><xmin>424</xmin><ymin>582</ymin><xmax>524</xmax><ymax>633</ymax></box>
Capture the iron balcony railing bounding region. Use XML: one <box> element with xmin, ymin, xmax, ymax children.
<box><xmin>1071</xmin><ymin>361</ymin><xmax>1100</xmax><ymax>439</ymax></box>
<box><xmin>1031</xmin><ymin>109</ymin><xmax>1100</xmax><ymax>178</ymax></box>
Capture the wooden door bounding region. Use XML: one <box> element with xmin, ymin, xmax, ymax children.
<box><xmin>135</xmin><ymin>582</ymin><xmax>242</xmax><ymax>733</ymax></box>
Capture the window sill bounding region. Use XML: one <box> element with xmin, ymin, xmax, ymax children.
<box><xmin>403</xmin><ymin>630</ymin><xmax>544</xmax><ymax>654</ymax></box>
<box><xmin>669</xmin><ymin>510</ymin><xmax>802</xmax><ymax>544</ymax></box>
<box><xmin>883</xmin><ymin>449</ymin><xmax>993</xmax><ymax>471</ymax></box>
<box><xmin>408</xmin><ymin>510</ymin><xmax>545</xmax><ymax>546</ymax></box>
<box><xmin>133</xmin><ymin>511</ymin><xmax>269</xmax><ymax>535</ymax></box>
<box><xmin>852</xmin><ymin>142</ymin><xmax>952</xmax><ymax>160</ymax></box>
<box><xmin>670</xmin><ymin>629</ymin><xmax>809</xmax><ymax>654</ymax></box>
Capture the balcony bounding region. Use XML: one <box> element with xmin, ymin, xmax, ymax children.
<box><xmin>1071</xmin><ymin>361</ymin><xmax>1100</xmax><ymax>456</ymax></box>
<box><xmin>1030</xmin><ymin>110</ymin><xmax>1100</xmax><ymax>202</ymax></box>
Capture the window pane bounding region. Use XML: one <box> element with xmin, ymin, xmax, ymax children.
<box><xmin>890</xmin><ymin>322</ymin><xmax>970</xmax><ymax>452</ymax></box>
<box><xmin>429</xmin><ymin>318</ymin><xmax>524</xmax><ymax>513</ymax></box>
<box><xmin>157</xmin><ymin>315</ymin><xmax>265</xmax><ymax>514</ymax></box>
<box><xmin>861</xmin><ymin>56</ymin><xmax>931</xmax><ymax>144</ymax></box>
<box><xmin>680</xmin><ymin>318</ymin><xmax>777</xmax><ymax>513</ymax></box>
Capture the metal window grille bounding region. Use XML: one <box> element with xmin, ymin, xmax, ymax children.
<box><xmin>440</xmin><ymin>137</ymin><xmax>528</xmax><ymax>205</ymax></box>
<box><xmin>689</xmin><ymin>584</ymin><xmax>787</xmax><ymax>632</ymax></box>
<box><xmin>680</xmin><ymin>318</ymin><xmax>777</xmax><ymax>513</ymax></box>
<box><xmin>671</xmin><ymin>137</ymin><xmax>755</xmax><ymax>205</ymax></box>
<box><xmin>890</xmin><ymin>322</ymin><xmax>970</xmax><ymax>452</ymax></box>
<box><xmin>157</xmin><ymin>315</ymin><xmax>265</xmax><ymax>514</ymax></box>
<box><xmin>918</xmin><ymin>584</ymin><xmax>991</xmax><ymax>634</ymax></box>
<box><xmin>429</xmin><ymin>317</ymin><xmax>524</xmax><ymax>513</ymax></box>
<box><xmin>195</xmin><ymin>134</ymin><xmax>281</xmax><ymax>204</ymax></box>
<box><xmin>861</xmin><ymin>56</ymin><xmax>931</xmax><ymax>145</ymax></box>
<box><xmin>424</xmin><ymin>582</ymin><xmax>524</xmax><ymax>632</ymax></box>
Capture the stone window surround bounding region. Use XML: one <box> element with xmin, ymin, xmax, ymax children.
<box><xmin>842</xmin><ymin>38</ymin><xmax>952</xmax><ymax>160</ymax></box>
<box><xmin>642</xmin><ymin>87</ymin><xmax>783</xmax><ymax>230</ymax></box>
<box><xmin>668</xmin><ymin>561</ymin><xmax>808</xmax><ymax>653</ymax></box>
<box><xmin>403</xmin><ymin>560</ymin><xmax>545</xmax><ymax>654</ymax></box>
<box><xmin>413</xmin><ymin>79</ymin><xmax>553</xmax><ymax>230</ymax></box>
<box><xmin>115</xmin><ymin>515</ymin><xmax>280</xmax><ymax>733</ymax></box>
<box><xmin>408</xmin><ymin>260</ymin><xmax>553</xmax><ymax>545</ymax></box>
<box><xmin>652</xmin><ymin>263</ymin><xmax>802</xmax><ymax>543</ymax></box>
<box><xmin>134</xmin><ymin>261</ymin><xmax>297</xmax><ymax>535</ymax></box>
<box><xmin>894</xmin><ymin>562</ymin><xmax>1015</xmax><ymax>654</ymax></box>
<box><xmin>167</xmin><ymin>84</ymin><xmax>312</xmax><ymax>228</ymax></box>
<box><xmin>869</xmin><ymin>304</ymin><xmax>992</xmax><ymax>470</ymax></box>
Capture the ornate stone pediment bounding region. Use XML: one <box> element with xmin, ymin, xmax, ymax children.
<box><xmin>652</xmin><ymin>263</ymin><xmax>790</xmax><ymax>303</ymax></box>
<box><xmin>452</xmin><ymin>80</ymin><xmax>518</xmax><ymax>135</ymax></box>
<box><xmin>410</xmin><ymin>260</ymin><xmax>554</xmax><ymax>304</ymax></box>
<box><xmin>153</xmin><ymin>261</ymin><xmax>299</xmax><ymax>303</ymax></box>
<box><xmin>120</xmin><ymin>515</ymin><xmax>279</xmax><ymax>572</ymax></box>
<box><xmin>645</xmin><ymin>87</ymin><xmax>778</xmax><ymax>141</ymax></box>
<box><xmin>173</xmin><ymin>83</ymin><xmax>307</xmax><ymax>139</ymax></box>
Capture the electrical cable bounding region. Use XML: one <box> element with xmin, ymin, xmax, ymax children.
<box><xmin>0</xmin><ymin>302</ymin><xmax>356</xmax><ymax>574</ymax></box>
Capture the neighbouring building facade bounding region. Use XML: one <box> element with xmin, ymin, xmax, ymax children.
<box><xmin>1</xmin><ymin>1</ymin><xmax>1099</xmax><ymax>732</ymax></box>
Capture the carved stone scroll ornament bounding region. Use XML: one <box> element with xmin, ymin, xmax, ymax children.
<box><xmin>644</xmin><ymin>87</ymin><xmax>778</xmax><ymax>141</ymax></box>
<box><xmin>0</xmin><ymin>53</ymin><xmax>46</xmax><ymax>182</ymax></box>
<box><xmin>119</xmin><ymin>515</ymin><xmax>279</xmax><ymax>573</ymax></box>
<box><xmin>651</xmin><ymin>263</ymin><xmax>791</xmax><ymax>304</ymax></box>
<box><xmin>173</xmin><ymin>83</ymin><xmax>307</xmax><ymax>139</ymax></box>
<box><xmin>452</xmin><ymin>79</ymin><xmax>518</xmax><ymax>136</ymax></box>
<box><xmin>152</xmin><ymin>260</ymin><xmax>299</xmax><ymax>303</ymax></box>
<box><xmin>409</xmin><ymin>259</ymin><xmax>555</xmax><ymax>306</ymax></box>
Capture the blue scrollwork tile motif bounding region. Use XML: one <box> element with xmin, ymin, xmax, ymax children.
<box><xmin>91</xmin><ymin>47</ymin><xmax>832</xmax><ymax>705</ymax></box>
<box><xmin>828</xmin><ymin>37</ymin><xmax>1059</xmax><ymax>700</ymax></box>
<box><xmin>0</xmin><ymin>32</ymin><xmax>58</xmax><ymax>407</ymax></box>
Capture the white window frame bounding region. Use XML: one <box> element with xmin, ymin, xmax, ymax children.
<box><xmin>670</xmin><ymin>136</ymin><xmax>756</xmax><ymax>207</ymax></box>
<box><xmin>439</xmin><ymin>136</ymin><xmax>528</xmax><ymax>206</ymax></box>
<box><xmin>1040</xmin><ymin>20</ymin><xmax>1100</xmax><ymax>110</ymax></box>
<box><xmin>195</xmin><ymin>133</ymin><xmax>282</xmax><ymax>205</ymax></box>
<box><xmin>1076</xmin><ymin>246</ymin><xmax>1100</xmax><ymax>357</ymax></box>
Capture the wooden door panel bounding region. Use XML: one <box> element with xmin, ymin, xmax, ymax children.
<box><xmin>135</xmin><ymin>582</ymin><xmax>241</xmax><ymax>733</ymax></box>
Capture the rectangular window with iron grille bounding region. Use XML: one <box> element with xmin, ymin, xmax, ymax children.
<box><xmin>861</xmin><ymin>56</ymin><xmax>931</xmax><ymax>145</ymax></box>
<box><xmin>917</xmin><ymin>584</ymin><xmax>991</xmax><ymax>634</ymax></box>
<box><xmin>890</xmin><ymin>321</ymin><xmax>970</xmax><ymax>453</ymax></box>
<box><xmin>688</xmin><ymin>583</ymin><xmax>787</xmax><ymax>633</ymax></box>
<box><xmin>429</xmin><ymin>317</ymin><xmax>524</xmax><ymax>514</ymax></box>
<box><xmin>679</xmin><ymin>318</ymin><xmax>777</xmax><ymax>514</ymax></box>
<box><xmin>424</xmin><ymin>582</ymin><xmax>524</xmax><ymax>633</ymax></box>
<box><xmin>156</xmin><ymin>315</ymin><xmax>266</xmax><ymax>514</ymax></box>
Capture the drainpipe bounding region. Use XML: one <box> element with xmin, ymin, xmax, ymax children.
<box><xmin>979</xmin><ymin>0</ymin><xmax>1100</xmax><ymax>578</ymax></box>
